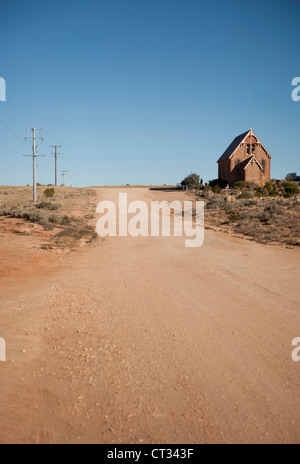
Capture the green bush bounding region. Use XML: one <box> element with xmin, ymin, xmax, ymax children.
<box><xmin>255</xmin><ymin>186</ymin><xmax>268</xmax><ymax>196</ymax></box>
<box><xmin>264</xmin><ymin>181</ymin><xmax>275</xmax><ymax>193</ymax></box>
<box><xmin>44</xmin><ymin>188</ymin><xmax>55</xmax><ymax>198</ymax></box>
<box><xmin>234</xmin><ymin>181</ymin><xmax>259</xmax><ymax>191</ymax></box>
<box><xmin>234</xmin><ymin>181</ymin><xmax>249</xmax><ymax>190</ymax></box>
<box><xmin>283</xmin><ymin>182</ymin><xmax>300</xmax><ymax>197</ymax></box>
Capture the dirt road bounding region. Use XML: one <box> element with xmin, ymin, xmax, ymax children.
<box><xmin>0</xmin><ymin>187</ymin><xmax>300</xmax><ymax>444</ymax></box>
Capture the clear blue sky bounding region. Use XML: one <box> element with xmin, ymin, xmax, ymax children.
<box><xmin>0</xmin><ymin>0</ymin><xmax>299</xmax><ymax>186</ymax></box>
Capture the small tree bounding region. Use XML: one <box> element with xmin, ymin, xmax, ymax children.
<box><xmin>44</xmin><ymin>188</ymin><xmax>55</xmax><ymax>198</ymax></box>
<box><xmin>181</xmin><ymin>172</ymin><xmax>200</xmax><ymax>188</ymax></box>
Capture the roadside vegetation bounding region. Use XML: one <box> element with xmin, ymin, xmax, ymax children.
<box><xmin>202</xmin><ymin>179</ymin><xmax>300</xmax><ymax>247</ymax></box>
<box><xmin>0</xmin><ymin>186</ymin><xmax>98</xmax><ymax>249</ymax></box>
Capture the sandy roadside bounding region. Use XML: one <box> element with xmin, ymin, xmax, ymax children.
<box><xmin>0</xmin><ymin>187</ymin><xmax>300</xmax><ymax>444</ymax></box>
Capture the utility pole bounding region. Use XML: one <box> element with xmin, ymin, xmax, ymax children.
<box><xmin>24</xmin><ymin>127</ymin><xmax>44</xmax><ymax>202</ymax></box>
<box><xmin>61</xmin><ymin>170</ymin><xmax>68</xmax><ymax>187</ymax></box>
<box><xmin>70</xmin><ymin>174</ymin><xmax>75</xmax><ymax>188</ymax></box>
<box><xmin>50</xmin><ymin>145</ymin><xmax>61</xmax><ymax>187</ymax></box>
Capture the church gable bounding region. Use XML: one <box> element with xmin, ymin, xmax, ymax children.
<box><xmin>218</xmin><ymin>129</ymin><xmax>272</xmax><ymax>187</ymax></box>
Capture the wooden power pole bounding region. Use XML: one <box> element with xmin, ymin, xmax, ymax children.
<box><xmin>61</xmin><ymin>170</ymin><xmax>68</xmax><ymax>187</ymax></box>
<box><xmin>24</xmin><ymin>127</ymin><xmax>44</xmax><ymax>202</ymax></box>
<box><xmin>51</xmin><ymin>145</ymin><xmax>62</xmax><ymax>187</ymax></box>
<box><xmin>70</xmin><ymin>174</ymin><xmax>75</xmax><ymax>188</ymax></box>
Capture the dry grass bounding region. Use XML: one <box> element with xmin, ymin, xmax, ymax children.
<box><xmin>204</xmin><ymin>194</ymin><xmax>300</xmax><ymax>247</ymax></box>
<box><xmin>0</xmin><ymin>186</ymin><xmax>98</xmax><ymax>249</ymax></box>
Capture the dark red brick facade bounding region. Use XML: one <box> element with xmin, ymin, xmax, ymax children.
<box><xmin>218</xmin><ymin>130</ymin><xmax>271</xmax><ymax>187</ymax></box>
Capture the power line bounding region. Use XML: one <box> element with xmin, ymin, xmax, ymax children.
<box><xmin>0</xmin><ymin>120</ymin><xmax>28</xmax><ymax>146</ymax></box>
<box><xmin>60</xmin><ymin>147</ymin><xmax>227</xmax><ymax>161</ymax></box>
<box><xmin>0</xmin><ymin>143</ymin><xmax>24</xmax><ymax>156</ymax></box>
<box><xmin>8</xmin><ymin>97</ymin><xmax>36</xmax><ymax>125</ymax></box>
<box><xmin>0</xmin><ymin>107</ymin><xmax>29</xmax><ymax>127</ymax></box>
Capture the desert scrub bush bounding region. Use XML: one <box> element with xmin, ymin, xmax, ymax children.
<box><xmin>264</xmin><ymin>203</ymin><xmax>284</xmax><ymax>216</ymax></box>
<box><xmin>0</xmin><ymin>207</ymin><xmax>12</xmax><ymax>216</ymax></box>
<box><xmin>19</xmin><ymin>211</ymin><xmax>49</xmax><ymax>226</ymax></box>
<box><xmin>234</xmin><ymin>181</ymin><xmax>247</xmax><ymax>190</ymax></box>
<box><xmin>35</xmin><ymin>202</ymin><xmax>61</xmax><ymax>211</ymax></box>
<box><xmin>40</xmin><ymin>244</ymin><xmax>54</xmax><ymax>250</ymax></box>
<box><xmin>224</xmin><ymin>203</ymin><xmax>234</xmax><ymax>213</ymax></box>
<box><xmin>264</xmin><ymin>181</ymin><xmax>276</xmax><ymax>194</ymax></box>
<box><xmin>274</xmin><ymin>198</ymin><xmax>285</xmax><ymax>206</ymax></box>
<box><xmin>259</xmin><ymin>210</ymin><xmax>272</xmax><ymax>223</ymax></box>
<box><xmin>61</xmin><ymin>215</ymin><xmax>74</xmax><ymax>225</ymax></box>
<box><xmin>206</xmin><ymin>200</ymin><xmax>215</xmax><ymax>210</ymax></box>
<box><xmin>238</xmin><ymin>191</ymin><xmax>254</xmax><ymax>200</ymax></box>
<box><xmin>234</xmin><ymin>181</ymin><xmax>258</xmax><ymax>191</ymax></box>
<box><xmin>43</xmin><ymin>188</ymin><xmax>55</xmax><ymax>198</ymax></box>
<box><xmin>48</xmin><ymin>214</ymin><xmax>76</xmax><ymax>225</ymax></box>
<box><xmin>206</xmin><ymin>199</ymin><xmax>224</xmax><ymax>210</ymax></box>
<box><xmin>239</xmin><ymin>210</ymin><xmax>253</xmax><ymax>220</ymax></box>
<box><xmin>228</xmin><ymin>210</ymin><xmax>242</xmax><ymax>222</ymax></box>
<box><xmin>283</xmin><ymin>182</ymin><xmax>300</xmax><ymax>198</ymax></box>
<box><xmin>56</xmin><ymin>226</ymin><xmax>96</xmax><ymax>241</ymax></box>
<box><xmin>248</xmin><ymin>182</ymin><xmax>259</xmax><ymax>191</ymax></box>
<box><xmin>212</xmin><ymin>184</ymin><xmax>222</xmax><ymax>194</ymax></box>
<box><xmin>286</xmin><ymin>239</ymin><xmax>300</xmax><ymax>247</ymax></box>
<box><xmin>13</xmin><ymin>230</ymin><xmax>30</xmax><ymax>236</ymax></box>
<box><xmin>3</xmin><ymin>206</ymin><xmax>50</xmax><ymax>227</ymax></box>
<box><xmin>292</xmin><ymin>199</ymin><xmax>300</xmax><ymax>207</ymax></box>
<box><xmin>255</xmin><ymin>186</ymin><xmax>269</xmax><ymax>196</ymax></box>
<box><xmin>28</xmin><ymin>212</ymin><xmax>43</xmax><ymax>223</ymax></box>
<box><xmin>209</xmin><ymin>179</ymin><xmax>228</xmax><ymax>191</ymax></box>
<box><xmin>242</xmin><ymin>200</ymin><xmax>257</xmax><ymax>207</ymax></box>
<box><xmin>48</xmin><ymin>214</ymin><xmax>62</xmax><ymax>224</ymax></box>
<box><xmin>30</xmin><ymin>212</ymin><xmax>51</xmax><ymax>226</ymax></box>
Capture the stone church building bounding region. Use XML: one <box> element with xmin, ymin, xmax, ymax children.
<box><xmin>217</xmin><ymin>129</ymin><xmax>271</xmax><ymax>187</ymax></box>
